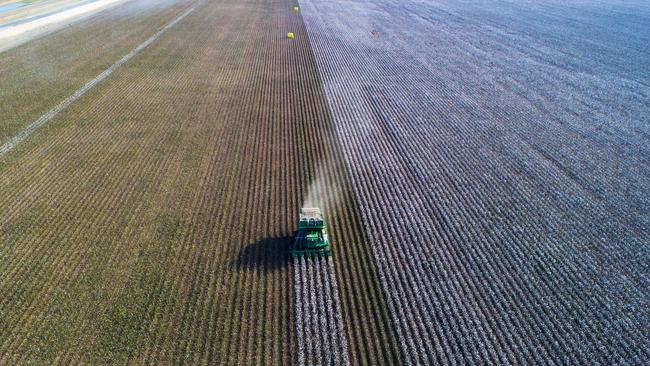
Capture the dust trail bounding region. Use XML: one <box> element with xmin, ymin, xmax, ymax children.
<box><xmin>294</xmin><ymin>257</ymin><xmax>350</xmax><ymax>366</ymax></box>
<box><xmin>0</xmin><ymin>3</ymin><xmax>196</xmax><ymax>158</ymax></box>
<box><xmin>302</xmin><ymin>160</ymin><xmax>343</xmax><ymax>210</ymax></box>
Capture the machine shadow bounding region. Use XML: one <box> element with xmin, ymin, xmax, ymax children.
<box><xmin>235</xmin><ymin>235</ymin><xmax>293</xmax><ymax>272</ymax></box>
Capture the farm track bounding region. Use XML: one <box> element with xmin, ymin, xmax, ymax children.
<box><xmin>301</xmin><ymin>0</ymin><xmax>650</xmax><ymax>363</ymax></box>
<box><xmin>0</xmin><ymin>0</ymin><xmax>196</xmax><ymax>143</ymax></box>
<box><xmin>0</xmin><ymin>0</ymin><xmax>400</xmax><ymax>363</ymax></box>
<box><xmin>0</xmin><ymin>4</ymin><xmax>198</xmax><ymax>157</ymax></box>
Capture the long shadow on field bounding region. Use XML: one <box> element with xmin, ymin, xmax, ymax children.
<box><xmin>235</xmin><ymin>235</ymin><xmax>292</xmax><ymax>272</ymax></box>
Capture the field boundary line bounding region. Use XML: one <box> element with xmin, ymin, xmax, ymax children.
<box><xmin>0</xmin><ymin>4</ymin><xmax>197</xmax><ymax>158</ymax></box>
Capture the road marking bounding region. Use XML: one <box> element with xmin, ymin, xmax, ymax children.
<box><xmin>0</xmin><ymin>4</ymin><xmax>197</xmax><ymax>158</ymax></box>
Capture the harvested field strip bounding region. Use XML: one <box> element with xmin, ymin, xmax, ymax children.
<box><xmin>0</xmin><ymin>0</ymin><xmax>400</xmax><ymax>363</ymax></box>
<box><xmin>301</xmin><ymin>0</ymin><xmax>650</xmax><ymax>363</ymax></box>
<box><xmin>294</xmin><ymin>257</ymin><xmax>350</xmax><ymax>366</ymax></box>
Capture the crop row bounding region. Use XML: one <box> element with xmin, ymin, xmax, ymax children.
<box><xmin>300</xmin><ymin>0</ymin><xmax>650</xmax><ymax>364</ymax></box>
<box><xmin>0</xmin><ymin>0</ymin><xmax>196</xmax><ymax>144</ymax></box>
<box><xmin>294</xmin><ymin>257</ymin><xmax>349</xmax><ymax>366</ymax></box>
<box><xmin>0</xmin><ymin>0</ymin><xmax>401</xmax><ymax>363</ymax></box>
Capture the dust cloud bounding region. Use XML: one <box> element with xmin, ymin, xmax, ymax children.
<box><xmin>302</xmin><ymin>159</ymin><xmax>344</xmax><ymax>211</ymax></box>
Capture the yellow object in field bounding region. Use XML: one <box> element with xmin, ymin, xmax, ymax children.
<box><xmin>294</xmin><ymin>6</ymin><xmax>299</xmax><ymax>11</ymax></box>
<box><xmin>287</xmin><ymin>32</ymin><xmax>294</xmax><ymax>39</ymax></box>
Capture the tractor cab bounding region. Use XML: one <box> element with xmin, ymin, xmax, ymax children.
<box><xmin>291</xmin><ymin>208</ymin><xmax>332</xmax><ymax>258</ymax></box>
<box><xmin>305</xmin><ymin>230</ymin><xmax>323</xmax><ymax>243</ymax></box>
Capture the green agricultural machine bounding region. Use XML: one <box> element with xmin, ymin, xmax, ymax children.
<box><xmin>291</xmin><ymin>207</ymin><xmax>332</xmax><ymax>258</ymax></box>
